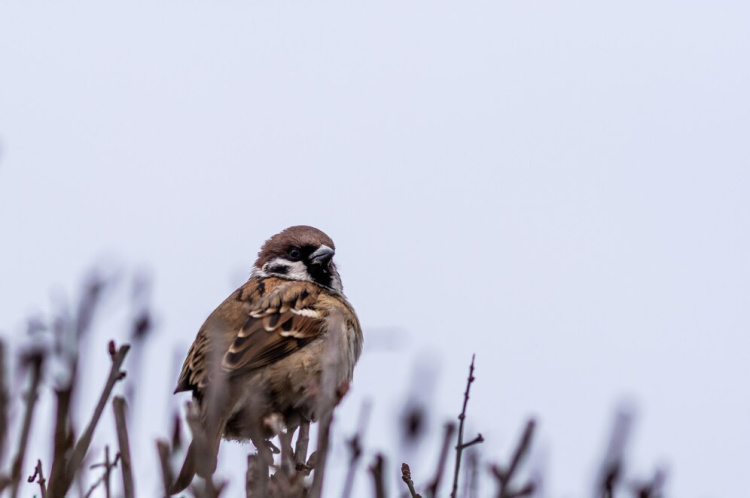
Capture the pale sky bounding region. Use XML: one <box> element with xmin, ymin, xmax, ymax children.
<box><xmin>1</xmin><ymin>2</ymin><xmax>749</xmax><ymax>497</ymax></box>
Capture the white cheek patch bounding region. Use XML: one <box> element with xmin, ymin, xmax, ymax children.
<box><xmin>258</xmin><ymin>258</ymin><xmax>314</xmax><ymax>283</ymax></box>
<box><xmin>283</xmin><ymin>261</ymin><xmax>312</xmax><ymax>281</ymax></box>
<box><xmin>252</xmin><ymin>258</ymin><xmax>344</xmax><ymax>294</ymax></box>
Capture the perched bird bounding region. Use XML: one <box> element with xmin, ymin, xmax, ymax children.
<box><xmin>170</xmin><ymin>226</ymin><xmax>363</xmax><ymax>493</ymax></box>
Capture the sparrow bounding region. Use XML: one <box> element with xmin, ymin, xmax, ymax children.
<box><xmin>170</xmin><ymin>225</ymin><xmax>363</xmax><ymax>493</ymax></box>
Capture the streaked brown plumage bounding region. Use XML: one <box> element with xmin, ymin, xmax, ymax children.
<box><xmin>170</xmin><ymin>226</ymin><xmax>363</xmax><ymax>493</ymax></box>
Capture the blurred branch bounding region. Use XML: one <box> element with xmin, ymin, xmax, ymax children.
<box><xmin>342</xmin><ymin>401</ymin><xmax>372</xmax><ymax>498</ymax></box>
<box><xmin>50</xmin><ymin>267</ymin><xmax>113</xmax><ymax>490</ymax></box>
<box><xmin>490</xmin><ymin>419</ymin><xmax>536</xmax><ymax>498</ymax></box>
<box><xmin>125</xmin><ymin>271</ymin><xmax>154</xmax><ymax>410</ymax></box>
<box><xmin>293</xmin><ymin>421</ymin><xmax>310</xmax><ymax>470</ymax></box>
<box><xmin>48</xmin><ymin>341</ymin><xmax>130</xmax><ymax>495</ymax></box>
<box><xmin>85</xmin><ymin>446</ymin><xmax>119</xmax><ymax>498</ymax></box>
<box><xmin>245</xmin><ymin>455</ymin><xmax>265</xmax><ymax>498</ymax></box>
<box><xmin>401</xmin><ymin>463</ymin><xmax>422</xmax><ymax>498</ymax></box>
<box><xmin>191</xmin><ymin>476</ymin><xmax>225</xmax><ymax>498</ymax></box>
<box><xmin>308</xmin><ymin>404</ymin><xmax>333</xmax><ymax>498</ymax></box>
<box><xmin>278</xmin><ymin>427</ymin><xmax>295</xmax><ymax>478</ymax></box>
<box><xmin>309</xmin><ymin>312</ymin><xmax>345</xmax><ymax>498</ymax></box>
<box><xmin>156</xmin><ymin>439</ymin><xmax>173</xmax><ymax>497</ymax></box>
<box><xmin>48</xmin><ymin>313</ymin><xmax>76</xmax><ymax>495</ymax></box>
<box><xmin>595</xmin><ymin>407</ymin><xmax>634</xmax><ymax>498</ymax></box>
<box><xmin>0</xmin><ymin>341</ymin><xmax>8</xmax><ymax>466</ymax></box>
<box><xmin>633</xmin><ymin>467</ymin><xmax>667</xmax><ymax>498</ymax></box>
<box><xmin>185</xmin><ymin>401</ymin><xmax>215</xmax><ymax>481</ymax></box>
<box><xmin>451</xmin><ymin>354</ymin><xmax>483</xmax><ymax>498</ymax></box>
<box><xmin>26</xmin><ymin>459</ymin><xmax>47</xmax><ymax>498</ymax></box>
<box><xmin>427</xmin><ymin>422</ymin><xmax>457</xmax><ymax>497</ymax></box>
<box><xmin>368</xmin><ymin>454</ymin><xmax>387</xmax><ymax>498</ymax></box>
<box><xmin>112</xmin><ymin>397</ymin><xmax>135</xmax><ymax>498</ymax></box>
<box><xmin>464</xmin><ymin>450</ymin><xmax>480</xmax><ymax>498</ymax></box>
<box><xmin>9</xmin><ymin>350</ymin><xmax>44</xmax><ymax>498</ymax></box>
<box><xmin>74</xmin><ymin>273</ymin><xmax>107</xmax><ymax>340</ymax></box>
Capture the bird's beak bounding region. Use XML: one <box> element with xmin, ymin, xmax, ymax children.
<box><xmin>310</xmin><ymin>245</ymin><xmax>335</xmax><ymax>264</ymax></box>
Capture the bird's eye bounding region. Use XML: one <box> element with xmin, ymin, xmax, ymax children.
<box><xmin>288</xmin><ymin>248</ymin><xmax>301</xmax><ymax>260</ymax></box>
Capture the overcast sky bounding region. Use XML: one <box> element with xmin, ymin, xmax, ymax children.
<box><xmin>1</xmin><ymin>1</ymin><xmax>749</xmax><ymax>497</ymax></box>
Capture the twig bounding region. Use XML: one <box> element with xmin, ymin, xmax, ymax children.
<box><xmin>124</xmin><ymin>271</ymin><xmax>153</xmax><ymax>410</ymax></box>
<box><xmin>273</xmin><ymin>426</ymin><xmax>301</xmax><ymax>497</ymax></box>
<box><xmin>462</xmin><ymin>450</ymin><xmax>479</xmax><ymax>498</ymax></box>
<box><xmin>0</xmin><ymin>341</ymin><xmax>8</xmax><ymax>466</ymax></box>
<box><xmin>491</xmin><ymin>419</ymin><xmax>536</xmax><ymax>498</ymax></box>
<box><xmin>451</xmin><ymin>354</ymin><xmax>483</xmax><ymax>498</ymax></box>
<box><xmin>170</xmin><ymin>411</ymin><xmax>183</xmax><ymax>453</ymax></box>
<box><xmin>112</xmin><ymin>396</ymin><xmax>135</xmax><ymax>498</ymax></box>
<box><xmin>74</xmin><ymin>272</ymin><xmax>107</xmax><ymax>339</ymax></box>
<box><xmin>401</xmin><ymin>463</ymin><xmax>422</xmax><ymax>498</ymax></box>
<box><xmin>9</xmin><ymin>350</ymin><xmax>44</xmax><ymax>498</ymax></box>
<box><xmin>342</xmin><ymin>400</ymin><xmax>372</xmax><ymax>498</ymax></box>
<box><xmin>48</xmin><ymin>383</ymin><xmax>74</xmax><ymax>492</ymax></box>
<box><xmin>246</xmin><ymin>455</ymin><xmax>265</xmax><ymax>498</ymax></box>
<box><xmin>49</xmin><ymin>274</ymin><xmax>111</xmax><ymax>494</ymax></box>
<box><xmin>308</xmin><ymin>402</ymin><xmax>334</xmax><ymax>498</ymax></box>
<box><xmin>633</xmin><ymin>467</ymin><xmax>667</xmax><ymax>498</ymax></box>
<box><xmin>505</xmin><ymin>482</ymin><xmax>535</xmax><ymax>498</ymax></box>
<box><xmin>309</xmin><ymin>312</ymin><xmax>345</xmax><ymax>498</ymax></box>
<box><xmin>595</xmin><ymin>407</ymin><xmax>634</xmax><ymax>498</ymax></box>
<box><xmin>48</xmin><ymin>341</ymin><xmax>130</xmax><ymax>495</ymax></box>
<box><xmin>48</xmin><ymin>313</ymin><xmax>76</xmax><ymax>497</ymax></box>
<box><xmin>84</xmin><ymin>447</ymin><xmax>120</xmax><ymax>498</ymax></box>
<box><xmin>460</xmin><ymin>434</ymin><xmax>485</xmax><ymax>451</ymax></box>
<box><xmin>191</xmin><ymin>476</ymin><xmax>225</xmax><ymax>498</ymax></box>
<box><xmin>156</xmin><ymin>439</ymin><xmax>173</xmax><ymax>497</ymax></box>
<box><xmin>294</xmin><ymin>421</ymin><xmax>310</xmax><ymax>470</ymax></box>
<box><xmin>278</xmin><ymin>428</ymin><xmax>295</xmax><ymax>477</ymax></box>
<box><xmin>184</xmin><ymin>401</ymin><xmax>216</xmax><ymax>481</ymax></box>
<box><xmin>427</xmin><ymin>422</ymin><xmax>457</xmax><ymax>497</ymax></box>
<box><xmin>368</xmin><ymin>454</ymin><xmax>387</xmax><ymax>498</ymax></box>
<box><xmin>26</xmin><ymin>459</ymin><xmax>47</xmax><ymax>498</ymax></box>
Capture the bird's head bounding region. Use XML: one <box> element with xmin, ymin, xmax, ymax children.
<box><xmin>252</xmin><ymin>225</ymin><xmax>343</xmax><ymax>292</ymax></box>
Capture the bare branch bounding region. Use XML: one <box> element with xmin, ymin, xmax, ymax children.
<box><xmin>112</xmin><ymin>396</ymin><xmax>135</xmax><ymax>498</ymax></box>
<box><xmin>191</xmin><ymin>475</ymin><xmax>225</xmax><ymax>498</ymax></box>
<box><xmin>462</xmin><ymin>450</ymin><xmax>480</xmax><ymax>498</ymax></box>
<box><xmin>156</xmin><ymin>439</ymin><xmax>173</xmax><ymax>497</ymax></box>
<box><xmin>594</xmin><ymin>407</ymin><xmax>634</xmax><ymax>498</ymax></box>
<box><xmin>245</xmin><ymin>454</ymin><xmax>266</xmax><ymax>498</ymax></box>
<box><xmin>633</xmin><ymin>467</ymin><xmax>667</xmax><ymax>498</ymax></box>
<box><xmin>9</xmin><ymin>350</ymin><xmax>44</xmax><ymax>498</ymax></box>
<box><xmin>278</xmin><ymin>428</ymin><xmax>295</xmax><ymax>475</ymax></box>
<box><xmin>451</xmin><ymin>354</ymin><xmax>482</xmax><ymax>498</ymax></box>
<box><xmin>342</xmin><ymin>400</ymin><xmax>372</xmax><ymax>498</ymax></box>
<box><xmin>309</xmin><ymin>312</ymin><xmax>345</xmax><ymax>498</ymax></box>
<box><xmin>427</xmin><ymin>422</ymin><xmax>457</xmax><ymax>497</ymax></box>
<box><xmin>48</xmin><ymin>342</ymin><xmax>130</xmax><ymax>495</ymax></box>
<box><xmin>460</xmin><ymin>434</ymin><xmax>485</xmax><ymax>451</ymax></box>
<box><xmin>368</xmin><ymin>454</ymin><xmax>387</xmax><ymax>498</ymax></box>
<box><xmin>26</xmin><ymin>459</ymin><xmax>47</xmax><ymax>498</ymax></box>
<box><xmin>506</xmin><ymin>482</ymin><xmax>535</xmax><ymax>498</ymax></box>
<box><xmin>293</xmin><ymin>421</ymin><xmax>310</xmax><ymax>470</ymax></box>
<box><xmin>401</xmin><ymin>463</ymin><xmax>422</xmax><ymax>498</ymax></box>
<box><xmin>0</xmin><ymin>341</ymin><xmax>8</xmax><ymax>466</ymax></box>
<box><xmin>491</xmin><ymin>419</ymin><xmax>536</xmax><ymax>498</ymax></box>
<box><xmin>84</xmin><ymin>447</ymin><xmax>120</xmax><ymax>498</ymax></box>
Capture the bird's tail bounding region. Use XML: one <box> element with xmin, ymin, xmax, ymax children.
<box><xmin>169</xmin><ymin>440</ymin><xmax>197</xmax><ymax>495</ymax></box>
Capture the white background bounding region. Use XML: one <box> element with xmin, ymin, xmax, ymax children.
<box><xmin>1</xmin><ymin>1</ymin><xmax>748</xmax><ymax>496</ymax></box>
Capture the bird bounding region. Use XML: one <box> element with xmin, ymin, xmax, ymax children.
<box><xmin>170</xmin><ymin>225</ymin><xmax>363</xmax><ymax>493</ymax></box>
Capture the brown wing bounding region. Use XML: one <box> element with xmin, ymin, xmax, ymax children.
<box><xmin>174</xmin><ymin>278</ymin><xmax>326</xmax><ymax>395</ymax></box>
<box><xmin>222</xmin><ymin>280</ymin><xmax>325</xmax><ymax>373</ymax></box>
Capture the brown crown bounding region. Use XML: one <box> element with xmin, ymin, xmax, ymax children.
<box><xmin>255</xmin><ymin>225</ymin><xmax>336</xmax><ymax>267</ymax></box>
